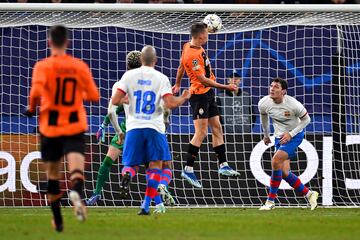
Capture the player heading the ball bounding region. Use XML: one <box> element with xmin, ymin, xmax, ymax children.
<box><xmin>172</xmin><ymin>22</ymin><xmax>240</xmax><ymax>189</ymax></box>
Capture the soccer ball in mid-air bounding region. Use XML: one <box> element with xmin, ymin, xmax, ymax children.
<box><xmin>203</xmin><ymin>14</ymin><xmax>222</xmax><ymax>33</ymax></box>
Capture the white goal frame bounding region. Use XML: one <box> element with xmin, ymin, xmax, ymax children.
<box><xmin>1</xmin><ymin>3</ymin><xmax>360</xmax><ymax>208</ymax></box>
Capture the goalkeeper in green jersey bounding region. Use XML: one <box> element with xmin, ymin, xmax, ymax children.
<box><xmin>86</xmin><ymin>50</ymin><xmax>175</xmax><ymax>206</ymax></box>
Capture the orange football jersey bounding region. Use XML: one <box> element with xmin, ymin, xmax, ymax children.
<box><xmin>180</xmin><ymin>42</ymin><xmax>216</xmax><ymax>95</ymax></box>
<box><xmin>29</xmin><ymin>54</ymin><xmax>99</xmax><ymax>137</ymax></box>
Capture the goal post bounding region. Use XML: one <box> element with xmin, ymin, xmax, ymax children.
<box><xmin>1</xmin><ymin>3</ymin><xmax>360</xmax><ymax>207</ymax></box>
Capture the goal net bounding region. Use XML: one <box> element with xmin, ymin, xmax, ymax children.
<box><xmin>1</xmin><ymin>4</ymin><xmax>360</xmax><ymax>207</ymax></box>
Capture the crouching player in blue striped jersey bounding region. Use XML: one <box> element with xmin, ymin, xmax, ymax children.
<box><xmin>86</xmin><ymin>51</ymin><xmax>175</xmax><ymax>206</ymax></box>
<box><xmin>258</xmin><ymin>78</ymin><xmax>319</xmax><ymax>211</ymax></box>
<box><xmin>112</xmin><ymin>45</ymin><xmax>190</xmax><ymax>215</ymax></box>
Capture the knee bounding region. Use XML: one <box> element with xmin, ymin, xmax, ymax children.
<box><xmin>272</xmin><ymin>151</ymin><xmax>288</xmax><ymax>170</ymax></box>
<box><xmin>271</xmin><ymin>158</ymin><xmax>283</xmax><ymax>170</ymax></box>
<box><xmin>149</xmin><ymin>160</ymin><xmax>162</xmax><ymax>169</ymax></box>
<box><xmin>162</xmin><ymin>161</ymin><xmax>172</xmax><ymax>169</ymax></box>
<box><xmin>195</xmin><ymin>127</ymin><xmax>208</xmax><ymax>139</ymax></box>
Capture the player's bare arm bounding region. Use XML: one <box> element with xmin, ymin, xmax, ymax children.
<box><xmin>111</xmin><ymin>89</ymin><xmax>126</xmax><ymax>106</ymax></box>
<box><xmin>163</xmin><ymin>89</ymin><xmax>191</xmax><ymax>109</ymax></box>
<box><xmin>173</xmin><ymin>62</ymin><xmax>185</xmax><ymax>94</ymax></box>
<box><xmin>263</xmin><ymin>136</ymin><xmax>271</xmax><ymax>145</ymax></box>
<box><xmin>196</xmin><ymin>74</ymin><xmax>237</xmax><ymax>91</ymax></box>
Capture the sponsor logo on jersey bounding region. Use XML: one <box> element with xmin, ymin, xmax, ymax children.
<box><xmin>284</xmin><ymin>111</ymin><xmax>291</xmax><ymax>117</ymax></box>
<box><xmin>192</xmin><ymin>59</ymin><xmax>200</xmax><ymax>70</ymax></box>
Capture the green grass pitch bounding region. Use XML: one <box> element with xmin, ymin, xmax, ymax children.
<box><xmin>1</xmin><ymin>208</ymin><xmax>359</xmax><ymax>240</ymax></box>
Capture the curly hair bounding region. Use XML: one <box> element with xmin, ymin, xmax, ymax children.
<box><xmin>126</xmin><ymin>50</ymin><xmax>142</xmax><ymax>70</ymax></box>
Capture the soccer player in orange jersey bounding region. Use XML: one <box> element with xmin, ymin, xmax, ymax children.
<box><xmin>25</xmin><ymin>25</ymin><xmax>99</xmax><ymax>232</ymax></box>
<box><xmin>172</xmin><ymin>22</ymin><xmax>240</xmax><ymax>188</ymax></box>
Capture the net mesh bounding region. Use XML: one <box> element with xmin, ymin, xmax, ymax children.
<box><xmin>0</xmin><ymin>7</ymin><xmax>359</xmax><ymax>207</ymax></box>
<box><xmin>1</xmin><ymin>10</ymin><xmax>360</xmax><ymax>32</ymax></box>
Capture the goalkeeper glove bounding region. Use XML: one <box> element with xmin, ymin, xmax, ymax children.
<box><xmin>96</xmin><ymin>124</ymin><xmax>106</xmax><ymax>143</ymax></box>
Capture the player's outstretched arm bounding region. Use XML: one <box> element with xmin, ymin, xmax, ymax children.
<box><xmin>196</xmin><ymin>74</ymin><xmax>238</xmax><ymax>92</ymax></box>
<box><xmin>172</xmin><ymin>63</ymin><xmax>185</xmax><ymax>94</ymax></box>
<box><xmin>163</xmin><ymin>90</ymin><xmax>191</xmax><ymax>110</ymax></box>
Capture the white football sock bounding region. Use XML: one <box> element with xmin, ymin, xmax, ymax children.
<box><xmin>184</xmin><ymin>166</ymin><xmax>194</xmax><ymax>172</ymax></box>
<box><xmin>220</xmin><ymin>162</ymin><xmax>229</xmax><ymax>168</ymax></box>
<box><xmin>306</xmin><ymin>190</ymin><xmax>312</xmax><ymax>198</ymax></box>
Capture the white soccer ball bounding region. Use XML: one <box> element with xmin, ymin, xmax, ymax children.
<box><xmin>203</xmin><ymin>14</ymin><xmax>222</xmax><ymax>33</ymax></box>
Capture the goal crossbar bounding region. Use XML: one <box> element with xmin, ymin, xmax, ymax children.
<box><xmin>1</xmin><ymin>3</ymin><xmax>360</xmax><ymax>13</ymax></box>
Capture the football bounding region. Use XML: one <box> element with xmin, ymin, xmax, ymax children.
<box><xmin>203</xmin><ymin>14</ymin><xmax>222</xmax><ymax>33</ymax></box>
